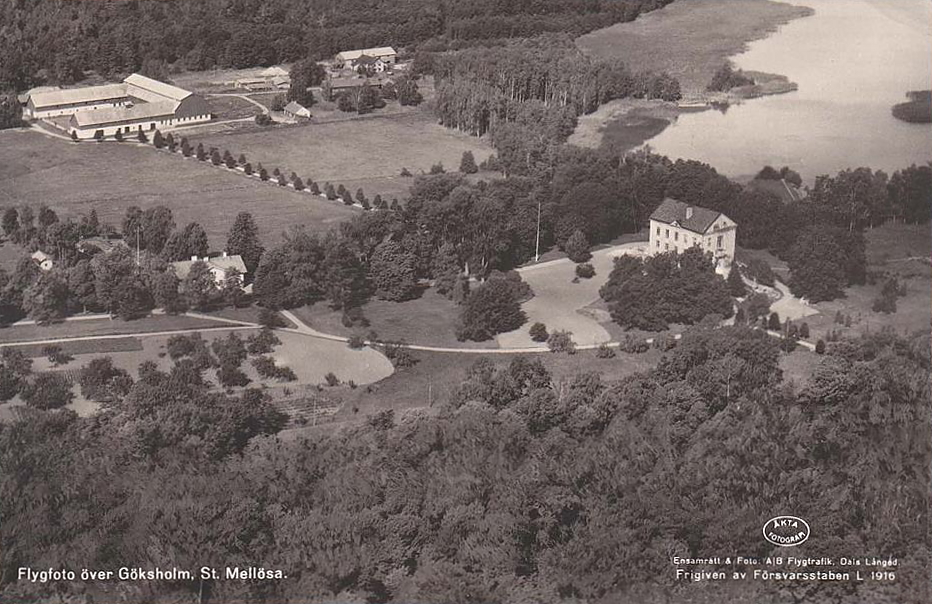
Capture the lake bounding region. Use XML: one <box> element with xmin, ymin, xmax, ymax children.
<box><xmin>641</xmin><ymin>0</ymin><xmax>932</xmax><ymax>183</ymax></box>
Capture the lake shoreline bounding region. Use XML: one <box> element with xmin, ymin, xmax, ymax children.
<box><xmin>572</xmin><ymin>0</ymin><xmax>815</xmax><ymax>151</ymax></box>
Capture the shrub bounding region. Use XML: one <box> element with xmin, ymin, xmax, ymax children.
<box><xmin>114</xmin><ymin>130</ymin><xmax>123</xmax><ymax>142</ymax></box>
<box><xmin>70</xmin><ymin>131</ymin><xmax>78</xmax><ymax>142</ymax></box>
<box><xmin>310</xmin><ymin>181</ymin><xmax>321</xmax><ymax>195</ymax></box>
<box><xmin>348</xmin><ymin>334</ymin><xmax>366</xmax><ymax>349</ymax></box>
<box><xmin>210</xmin><ymin>149</ymin><xmax>222</xmax><ymax>165</ymax></box>
<box><xmin>799</xmin><ymin>323</ymin><xmax>810</xmax><ymax>339</ymax></box>
<box><xmin>255</xmin><ymin>114</ymin><xmax>273</xmax><ymax>126</ymax></box>
<box><xmin>258</xmin><ymin>308</ymin><xmax>287</xmax><ymax>328</ymax></box>
<box><xmin>218</xmin><ymin>364</ymin><xmax>250</xmax><ymax>388</ymax></box>
<box><xmin>293</xmin><ymin>177</ymin><xmax>305</xmax><ymax>191</ymax></box>
<box><xmin>238</xmin><ymin>153</ymin><xmax>247</xmax><ymax>165</ymax></box>
<box><xmin>575</xmin><ymin>263</ymin><xmax>596</xmax><ymax>279</ymax></box>
<box><xmin>564</xmin><ymin>230</ymin><xmax>591</xmax><ymax>263</ymax></box>
<box><xmin>22</xmin><ymin>373</ymin><xmax>74</xmax><ymax>410</ymax></box>
<box><xmin>456</xmin><ymin>279</ymin><xmax>527</xmax><ymax>341</ymax></box>
<box><xmin>383</xmin><ymin>341</ymin><xmax>419</xmax><ymax>368</ymax></box>
<box><xmin>459</xmin><ymin>151</ymin><xmax>478</xmax><ymax>174</ymax></box>
<box><xmin>652</xmin><ymin>333</ymin><xmax>677</xmax><ymax>351</ymax></box>
<box><xmin>780</xmin><ymin>336</ymin><xmax>797</xmax><ymax>353</ymax></box>
<box><xmin>529</xmin><ymin>322</ymin><xmax>549</xmax><ymax>342</ymax></box>
<box><xmin>153</xmin><ymin>130</ymin><xmax>164</xmax><ymax>149</ymax></box>
<box><xmin>767</xmin><ymin>312</ymin><xmax>781</xmax><ymax>331</ymax></box>
<box><xmin>225</xmin><ymin>155</ymin><xmax>237</xmax><ymax>169</ymax></box>
<box><xmin>815</xmin><ymin>339</ymin><xmax>826</xmax><ymax>354</ymax></box>
<box><xmin>429</xmin><ymin>163</ymin><xmax>445</xmax><ymax>174</ymax></box>
<box><xmin>43</xmin><ymin>345</ymin><xmax>73</xmax><ymax>366</ymax></box>
<box><xmin>325</xmin><ymin>184</ymin><xmax>337</xmax><ymax>200</ymax></box>
<box><xmin>400</xmin><ymin>167</ymin><xmax>413</xmax><ymax>177</ymax></box>
<box><xmin>137</xmin><ymin>130</ymin><xmax>148</xmax><ymax>143</ymax></box>
<box><xmin>324</xmin><ymin>372</ymin><xmax>340</xmax><ymax>387</ymax></box>
<box><xmin>247</xmin><ymin>327</ymin><xmax>281</xmax><ymax>354</ymax></box>
<box><xmin>595</xmin><ymin>343</ymin><xmax>616</xmax><ymax>359</ymax></box>
<box><xmin>252</xmin><ymin>356</ymin><xmax>278</xmax><ymax>379</ymax></box>
<box><xmin>620</xmin><ymin>334</ymin><xmax>649</xmax><ymax>354</ymax></box>
<box><xmin>277</xmin><ymin>174</ymin><xmax>288</xmax><ymax>187</ymax></box>
<box><xmin>275</xmin><ymin>366</ymin><xmax>297</xmax><ymax>382</ymax></box>
<box><xmin>259</xmin><ymin>167</ymin><xmax>269</xmax><ymax>181</ymax></box>
<box><xmin>547</xmin><ymin>330</ymin><xmax>576</xmax><ymax>354</ymax></box>
<box><xmin>270</xmin><ymin>94</ymin><xmax>286</xmax><ymax>112</ymax></box>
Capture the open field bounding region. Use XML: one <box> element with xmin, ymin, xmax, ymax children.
<box><xmin>576</xmin><ymin>0</ymin><xmax>813</xmax><ymax>94</ymax></box>
<box><xmin>207</xmin><ymin>95</ymin><xmax>263</xmax><ymax>120</ymax></box>
<box><xmin>293</xmin><ymin>288</ymin><xmax>495</xmax><ymax>350</ymax></box>
<box><xmin>0</xmin><ymin>129</ymin><xmax>358</xmax><ymax>251</ymax></box>
<box><xmin>189</xmin><ymin>111</ymin><xmax>493</xmax><ymax>202</ymax></box>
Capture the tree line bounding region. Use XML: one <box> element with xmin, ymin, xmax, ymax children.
<box><xmin>0</xmin><ymin>0</ymin><xmax>672</xmax><ymax>93</ymax></box>
<box><xmin>2</xmin><ymin>325</ymin><xmax>928</xmax><ymax>603</ymax></box>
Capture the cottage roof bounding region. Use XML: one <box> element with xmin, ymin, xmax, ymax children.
<box><xmin>261</xmin><ymin>66</ymin><xmax>289</xmax><ymax>78</ymax></box>
<box><xmin>283</xmin><ymin>101</ymin><xmax>309</xmax><ymax>115</ymax></box>
<box><xmin>123</xmin><ymin>73</ymin><xmax>192</xmax><ymax>102</ymax></box>
<box><xmin>28</xmin><ymin>84</ymin><xmax>128</xmax><ymax>109</ymax></box>
<box><xmin>70</xmin><ymin>101</ymin><xmax>179</xmax><ymax>128</ymax></box>
<box><xmin>650</xmin><ymin>198</ymin><xmax>728</xmax><ymax>234</ymax></box>
<box><xmin>335</xmin><ymin>47</ymin><xmax>396</xmax><ymax>62</ymax></box>
<box><xmin>171</xmin><ymin>254</ymin><xmax>247</xmax><ymax>280</ymax></box>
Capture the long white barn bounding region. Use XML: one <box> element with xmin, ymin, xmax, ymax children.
<box><xmin>24</xmin><ymin>74</ymin><xmax>212</xmax><ymax>139</ymax></box>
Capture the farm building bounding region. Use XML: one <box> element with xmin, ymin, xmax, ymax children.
<box><xmin>235</xmin><ymin>78</ymin><xmax>274</xmax><ymax>91</ymax></box>
<box><xmin>334</xmin><ymin>47</ymin><xmax>397</xmax><ymax>70</ymax></box>
<box><xmin>23</xmin><ymin>74</ymin><xmax>212</xmax><ymax>139</ymax></box>
<box><xmin>648</xmin><ymin>198</ymin><xmax>737</xmax><ymax>270</ymax></box>
<box><xmin>171</xmin><ymin>253</ymin><xmax>248</xmax><ymax>288</ymax></box>
<box><xmin>283</xmin><ymin>101</ymin><xmax>311</xmax><ymax>120</ymax></box>
<box><xmin>322</xmin><ymin>76</ymin><xmax>386</xmax><ymax>101</ymax></box>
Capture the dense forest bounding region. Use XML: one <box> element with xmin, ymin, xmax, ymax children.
<box><xmin>0</xmin><ymin>0</ymin><xmax>672</xmax><ymax>91</ymax></box>
<box><xmin>2</xmin><ymin>327</ymin><xmax>929</xmax><ymax>603</ymax></box>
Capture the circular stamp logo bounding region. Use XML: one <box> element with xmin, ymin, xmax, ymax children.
<box><xmin>763</xmin><ymin>516</ymin><xmax>810</xmax><ymax>547</ymax></box>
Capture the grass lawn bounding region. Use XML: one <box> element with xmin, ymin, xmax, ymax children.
<box><xmin>207</xmin><ymin>95</ymin><xmax>262</xmax><ymax>120</ymax></box>
<box><xmin>0</xmin><ymin>129</ymin><xmax>358</xmax><ymax>251</ymax></box>
<box><xmin>0</xmin><ymin>314</ymin><xmax>226</xmax><ymax>344</ymax></box>
<box><xmin>292</xmin><ymin>288</ymin><xmax>495</xmax><ymax>349</ymax></box>
<box><xmin>10</xmin><ymin>337</ymin><xmax>143</xmax><ymax>358</ymax></box>
<box><xmin>188</xmin><ymin>110</ymin><xmax>493</xmax><ymax>202</ymax></box>
<box><xmin>576</xmin><ymin>0</ymin><xmax>813</xmax><ymax>94</ymax></box>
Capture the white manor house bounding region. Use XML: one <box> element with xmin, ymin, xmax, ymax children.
<box><xmin>648</xmin><ymin>198</ymin><xmax>737</xmax><ymax>270</ymax></box>
<box><xmin>23</xmin><ymin>74</ymin><xmax>212</xmax><ymax>140</ymax></box>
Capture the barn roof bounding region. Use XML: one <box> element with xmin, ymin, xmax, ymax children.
<box><xmin>123</xmin><ymin>73</ymin><xmax>192</xmax><ymax>102</ymax></box>
<box><xmin>28</xmin><ymin>84</ymin><xmax>128</xmax><ymax>109</ymax></box>
<box><xmin>650</xmin><ymin>198</ymin><xmax>728</xmax><ymax>234</ymax></box>
<box><xmin>335</xmin><ymin>47</ymin><xmax>396</xmax><ymax>61</ymax></box>
<box><xmin>71</xmin><ymin>101</ymin><xmax>179</xmax><ymax>127</ymax></box>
